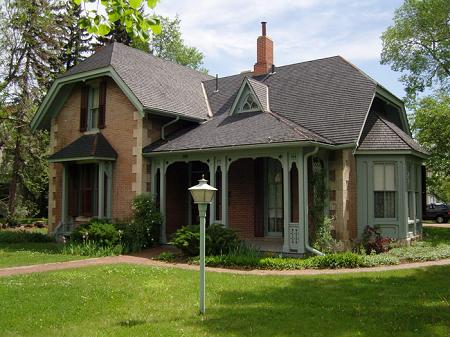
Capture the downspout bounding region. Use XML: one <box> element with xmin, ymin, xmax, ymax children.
<box><xmin>303</xmin><ymin>146</ymin><xmax>325</xmax><ymax>256</ymax></box>
<box><xmin>161</xmin><ymin>116</ymin><xmax>179</xmax><ymax>140</ymax></box>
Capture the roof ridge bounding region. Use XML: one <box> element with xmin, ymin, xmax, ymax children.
<box><xmin>112</xmin><ymin>42</ymin><xmax>213</xmax><ymax>80</ymax></box>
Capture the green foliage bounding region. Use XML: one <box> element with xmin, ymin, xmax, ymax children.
<box><xmin>411</xmin><ymin>91</ymin><xmax>450</xmax><ymax>202</ymax></box>
<box><xmin>61</xmin><ymin>241</ymin><xmax>122</xmax><ymax>257</ymax></box>
<box><xmin>191</xmin><ymin>252</ymin><xmax>366</xmax><ymax>270</ymax></box>
<box><xmin>155</xmin><ymin>251</ymin><xmax>177</xmax><ymax>262</ymax></box>
<box><xmin>310</xmin><ymin>157</ymin><xmax>327</xmax><ymax>243</ymax></box>
<box><xmin>0</xmin><ymin>230</ymin><xmax>54</xmax><ymax>243</ymax></box>
<box><xmin>313</xmin><ymin>217</ymin><xmax>339</xmax><ymax>253</ymax></box>
<box><xmin>387</xmin><ymin>242</ymin><xmax>450</xmax><ymax>262</ymax></box>
<box><xmin>71</xmin><ymin>219</ymin><xmax>120</xmax><ymax>247</ymax></box>
<box><xmin>75</xmin><ymin>0</ymin><xmax>161</xmax><ymax>44</ymax></box>
<box><xmin>171</xmin><ymin>224</ymin><xmax>240</xmax><ymax>257</ymax></box>
<box><xmin>361</xmin><ymin>253</ymin><xmax>401</xmax><ymax>267</ymax></box>
<box><xmin>150</xmin><ymin>16</ymin><xmax>206</xmax><ymax>71</ymax></box>
<box><xmin>381</xmin><ymin>0</ymin><xmax>450</xmax><ymax>99</ymax></box>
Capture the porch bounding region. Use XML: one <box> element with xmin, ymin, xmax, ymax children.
<box><xmin>148</xmin><ymin>147</ymin><xmax>325</xmax><ymax>254</ymax></box>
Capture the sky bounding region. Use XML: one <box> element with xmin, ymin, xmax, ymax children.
<box><xmin>155</xmin><ymin>0</ymin><xmax>406</xmax><ymax>98</ymax></box>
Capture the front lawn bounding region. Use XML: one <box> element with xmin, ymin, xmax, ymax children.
<box><xmin>0</xmin><ymin>264</ymin><xmax>448</xmax><ymax>337</ymax></box>
<box><xmin>0</xmin><ymin>243</ymin><xmax>89</xmax><ymax>268</ymax></box>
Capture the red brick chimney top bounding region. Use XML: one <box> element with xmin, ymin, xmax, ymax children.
<box><xmin>253</xmin><ymin>22</ymin><xmax>273</xmax><ymax>76</ymax></box>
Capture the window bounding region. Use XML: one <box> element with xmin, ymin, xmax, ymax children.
<box><xmin>374</xmin><ymin>163</ymin><xmax>396</xmax><ymax>218</ymax></box>
<box><xmin>233</xmin><ymin>86</ymin><xmax>261</xmax><ymax>114</ymax></box>
<box><xmin>87</xmin><ymin>83</ymin><xmax>100</xmax><ymax>130</ymax></box>
<box><xmin>240</xmin><ymin>93</ymin><xmax>259</xmax><ymax>112</ymax></box>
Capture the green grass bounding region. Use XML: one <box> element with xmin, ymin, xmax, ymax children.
<box><xmin>0</xmin><ymin>243</ymin><xmax>89</xmax><ymax>268</ymax></box>
<box><xmin>0</xmin><ymin>264</ymin><xmax>448</xmax><ymax>337</ymax></box>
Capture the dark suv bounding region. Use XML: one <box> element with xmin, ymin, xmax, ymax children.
<box><xmin>424</xmin><ymin>203</ymin><xmax>450</xmax><ymax>223</ymax></box>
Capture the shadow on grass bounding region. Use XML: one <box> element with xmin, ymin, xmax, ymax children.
<box><xmin>195</xmin><ymin>267</ymin><xmax>450</xmax><ymax>337</ymax></box>
<box><xmin>118</xmin><ymin>319</ymin><xmax>148</xmax><ymax>327</ymax></box>
<box><xmin>0</xmin><ymin>242</ymin><xmax>63</xmax><ymax>254</ymax></box>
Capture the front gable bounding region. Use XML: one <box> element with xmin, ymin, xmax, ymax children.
<box><xmin>229</xmin><ymin>77</ymin><xmax>270</xmax><ymax>115</ymax></box>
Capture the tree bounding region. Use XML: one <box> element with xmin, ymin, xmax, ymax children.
<box><xmin>381</xmin><ymin>0</ymin><xmax>450</xmax><ymax>99</ymax></box>
<box><xmin>57</xmin><ymin>1</ymin><xmax>93</xmax><ymax>70</ymax></box>
<box><xmin>75</xmin><ymin>0</ymin><xmax>161</xmax><ymax>45</ymax></box>
<box><xmin>150</xmin><ymin>16</ymin><xmax>205</xmax><ymax>71</ymax></box>
<box><xmin>411</xmin><ymin>91</ymin><xmax>450</xmax><ymax>202</ymax></box>
<box><xmin>0</xmin><ymin>0</ymin><xmax>62</xmax><ymax>221</ymax></box>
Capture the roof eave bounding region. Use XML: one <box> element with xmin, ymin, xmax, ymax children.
<box><xmin>143</xmin><ymin>141</ymin><xmax>355</xmax><ymax>157</ymax></box>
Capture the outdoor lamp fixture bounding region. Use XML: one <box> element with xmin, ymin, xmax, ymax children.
<box><xmin>188</xmin><ymin>175</ymin><xmax>217</xmax><ymax>314</ymax></box>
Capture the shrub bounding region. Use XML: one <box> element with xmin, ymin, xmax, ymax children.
<box><xmin>306</xmin><ymin>252</ymin><xmax>364</xmax><ymax>269</ymax></box>
<box><xmin>362</xmin><ymin>225</ymin><xmax>391</xmax><ymax>254</ymax></box>
<box><xmin>155</xmin><ymin>252</ymin><xmax>177</xmax><ymax>262</ymax></box>
<box><xmin>122</xmin><ymin>194</ymin><xmax>162</xmax><ymax>251</ymax></box>
<box><xmin>0</xmin><ymin>230</ymin><xmax>54</xmax><ymax>243</ymax></box>
<box><xmin>313</xmin><ymin>217</ymin><xmax>340</xmax><ymax>253</ymax></box>
<box><xmin>71</xmin><ymin>219</ymin><xmax>120</xmax><ymax>247</ymax></box>
<box><xmin>171</xmin><ymin>224</ymin><xmax>240</xmax><ymax>256</ymax></box>
<box><xmin>171</xmin><ymin>225</ymin><xmax>201</xmax><ymax>256</ymax></box>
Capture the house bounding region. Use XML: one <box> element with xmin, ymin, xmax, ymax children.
<box><xmin>31</xmin><ymin>22</ymin><xmax>428</xmax><ymax>254</ymax></box>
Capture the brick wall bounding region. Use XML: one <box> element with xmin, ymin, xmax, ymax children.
<box><xmin>49</xmin><ymin>78</ymin><xmax>143</xmax><ymax>231</ymax></box>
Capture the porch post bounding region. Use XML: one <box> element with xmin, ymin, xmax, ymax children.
<box><xmin>297</xmin><ymin>149</ymin><xmax>305</xmax><ymax>253</ymax></box>
<box><xmin>160</xmin><ymin>162</ymin><xmax>167</xmax><ymax>243</ymax></box>
<box><xmin>208</xmin><ymin>160</ymin><xmax>216</xmax><ymax>225</ymax></box>
<box><xmin>98</xmin><ymin>161</ymin><xmax>105</xmax><ymax>218</ymax></box>
<box><xmin>282</xmin><ymin>154</ymin><xmax>290</xmax><ymax>252</ymax></box>
<box><xmin>105</xmin><ymin>162</ymin><xmax>113</xmax><ymax>219</ymax></box>
<box><xmin>221</xmin><ymin>157</ymin><xmax>228</xmax><ymax>227</ymax></box>
<box><xmin>61</xmin><ymin>164</ymin><xmax>69</xmax><ymax>225</ymax></box>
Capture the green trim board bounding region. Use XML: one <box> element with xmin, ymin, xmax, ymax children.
<box><xmin>375</xmin><ymin>85</ymin><xmax>411</xmax><ymax>136</ymax></box>
<box><xmin>31</xmin><ymin>66</ymin><xmax>145</xmax><ymax>131</ymax></box>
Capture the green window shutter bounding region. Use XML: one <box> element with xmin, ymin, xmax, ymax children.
<box><xmin>98</xmin><ymin>79</ymin><xmax>107</xmax><ymax>129</ymax></box>
<box><xmin>79</xmin><ymin>84</ymin><xmax>88</xmax><ymax>132</ymax></box>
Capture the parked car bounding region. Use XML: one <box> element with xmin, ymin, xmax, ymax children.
<box><xmin>423</xmin><ymin>203</ymin><xmax>450</xmax><ymax>223</ymax></box>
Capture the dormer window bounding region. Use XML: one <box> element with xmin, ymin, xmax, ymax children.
<box><xmin>239</xmin><ymin>92</ymin><xmax>259</xmax><ymax>113</ymax></box>
<box><xmin>230</xmin><ymin>77</ymin><xmax>269</xmax><ymax>115</ymax></box>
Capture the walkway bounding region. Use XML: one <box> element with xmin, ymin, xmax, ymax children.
<box><xmin>1</xmin><ymin>254</ymin><xmax>450</xmax><ymax>277</ymax></box>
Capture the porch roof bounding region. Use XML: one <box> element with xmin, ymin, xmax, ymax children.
<box><xmin>143</xmin><ymin>110</ymin><xmax>333</xmax><ymax>154</ymax></box>
<box><xmin>48</xmin><ymin>133</ymin><xmax>118</xmax><ymax>162</ymax></box>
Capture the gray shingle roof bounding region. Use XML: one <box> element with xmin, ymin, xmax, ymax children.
<box><xmin>247</xmin><ymin>78</ymin><xmax>269</xmax><ymax>112</ymax></box>
<box><xmin>62</xmin><ymin>43</ymin><xmax>213</xmax><ymax>120</ymax></box>
<box><xmin>48</xmin><ymin>133</ymin><xmax>118</xmax><ymax>161</ymax></box>
<box><xmin>358</xmin><ymin>112</ymin><xmax>428</xmax><ymax>155</ymax></box>
<box><xmin>203</xmin><ymin>56</ymin><xmax>377</xmax><ymax>144</ymax></box>
<box><xmin>143</xmin><ymin>110</ymin><xmax>331</xmax><ymax>153</ymax></box>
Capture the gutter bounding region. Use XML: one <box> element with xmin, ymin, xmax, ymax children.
<box><xmin>303</xmin><ymin>146</ymin><xmax>324</xmax><ymax>256</ymax></box>
<box><xmin>161</xmin><ymin>116</ymin><xmax>179</xmax><ymax>140</ymax></box>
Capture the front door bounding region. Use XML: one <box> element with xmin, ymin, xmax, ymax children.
<box><xmin>266</xmin><ymin>159</ymin><xmax>283</xmax><ymax>236</ymax></box>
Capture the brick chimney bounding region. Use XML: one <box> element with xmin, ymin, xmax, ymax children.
<box><xmin>253</xmin><ymin>22</ymin><xmax>273</xmax><ymax>76</ymax></box>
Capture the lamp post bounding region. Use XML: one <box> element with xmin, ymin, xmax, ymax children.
<box><xmin>188</xmin><ymin>175</ymin><xmax>217</xmax><ymax>315</ymax></box>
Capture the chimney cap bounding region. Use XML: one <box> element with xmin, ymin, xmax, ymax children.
<box><xmin>261</xmin><ymin>21</ymin><xmax>267</xmax><ymax>36</ymax></box>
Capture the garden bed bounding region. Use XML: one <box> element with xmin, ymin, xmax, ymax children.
<box><xmin>156</xmin><ymin>227</ymin><xmax>450</xmax><ymax>270</ymax></box>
